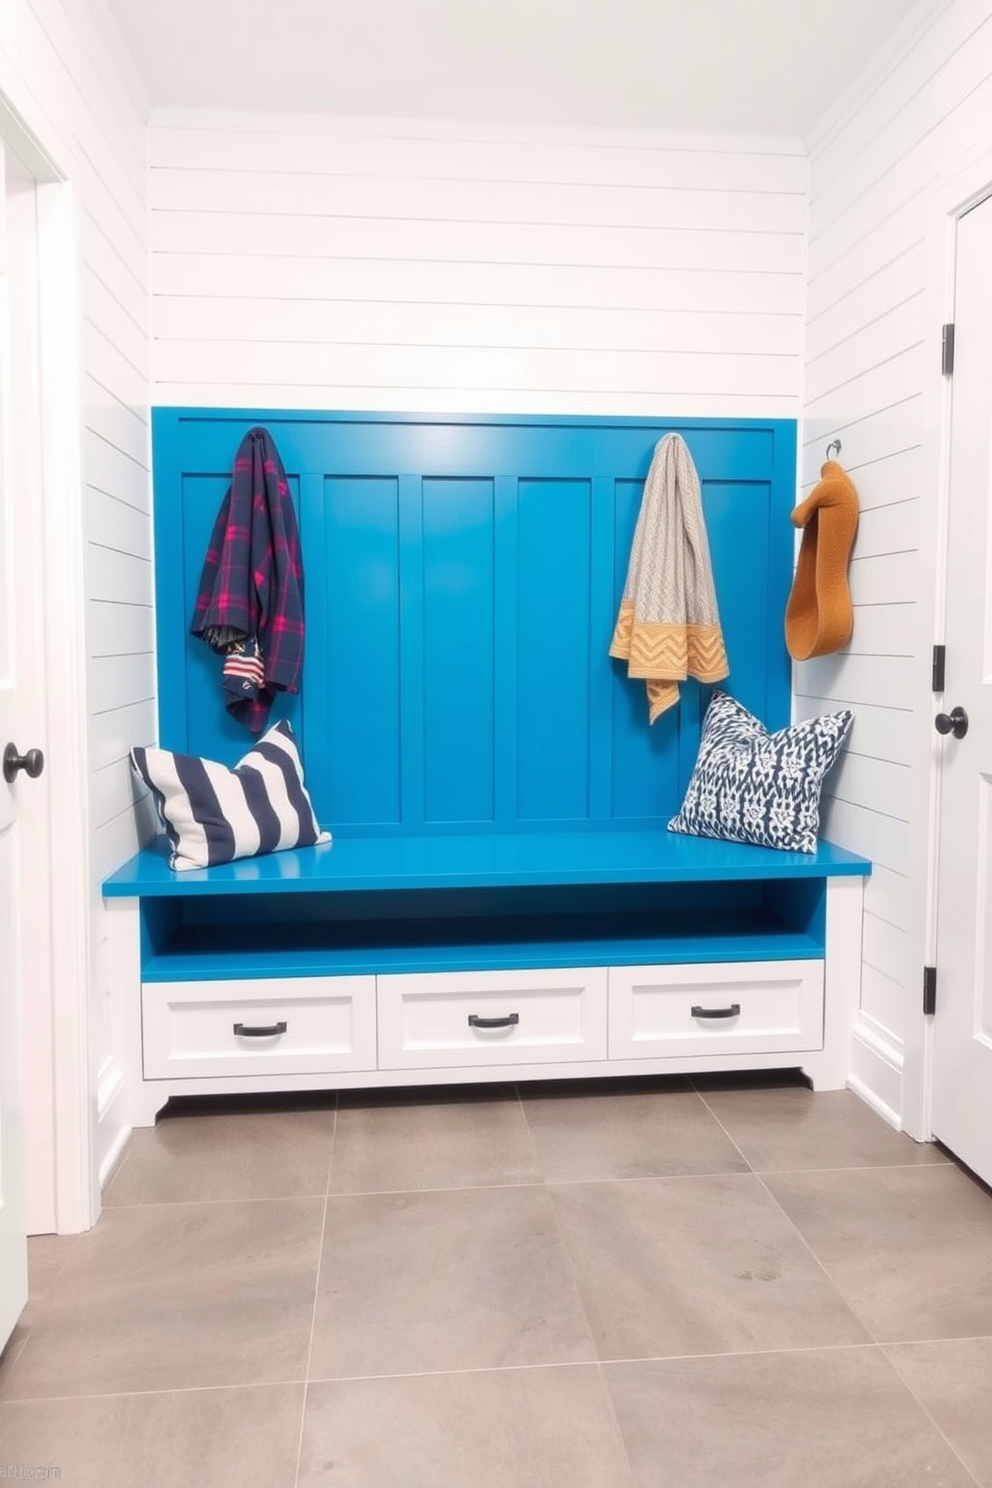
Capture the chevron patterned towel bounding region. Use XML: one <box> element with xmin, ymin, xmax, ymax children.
<box><xmin>609</xmin><ymin>433</ymin><xmax>729</xmax><ymax>722</ymax></box>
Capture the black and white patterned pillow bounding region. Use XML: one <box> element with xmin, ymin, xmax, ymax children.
<box><xmin>130</xmin><ymin>720</ymin><xmax>331</xmax><ymax>871</ymax></box>
<box><xmin>669</xmin><ymin>691</ymin><xmax>853</xmax><ymax>854</ymax></box>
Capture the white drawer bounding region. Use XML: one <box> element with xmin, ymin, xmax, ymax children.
<box><xmin>141</xmin><ymin>976</ymin><xmax>377</xmax><ymax>1078</ymax></box>
<box><xmin>376</xmin><ymin>967</ymin><xmax>609</xmax><ymax>1070</ymax></box>
<box><xmin>608</xmin><ymin>960</ymin><xmax>824</xmax><ymax>1060</ymax></box>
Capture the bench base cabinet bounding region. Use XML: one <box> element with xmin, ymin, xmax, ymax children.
<box><xmin>138</xmin><ymin>961</ymin><xmax>823</xmax><ymax>1086</ymax></box>
<box><xmin>608</xmin><ymin>961</ymin><xmax>824</xmax><ymax>1060</ymax></box>
<box><xmin>140</xmin><ymin>976</ymin><xmax>377</xmax><ymax>1079</ymax></box>
<box><xmin>104</xmin><ymin>855</ymin><xmax>868</xmax><ymax>1127</ymax></box>
<box><xmin>377</xmin><ymin>968</ymin><xmax>609</xmax><ymax>1070</ymax></box>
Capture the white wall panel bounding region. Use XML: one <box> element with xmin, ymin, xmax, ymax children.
<box><xmin>149</xmin><ymin>114</ymin><xmax>806</xmax><ymax>416</ymax></box>
<box><xmin>152</xmin><ymin>254</ymin><xmax>804</xmax><ymax>316</ymax></box>
<box><xmin>796</xmin><ymin>697</ymin><xmax>914</xmax><ymax>767</ymax></box>
<box><xmin>87</xmin><ymin>599</ymin><xmax>154</xmax><ymax>658</ymax></box>
<box><xmin>802</xmin><ymin>0</ymin><xmax>992</xmax><ymax>1120</ymax></box>
<box><xmin>865</xmin><ymin>865</ymin><xmax>910</xmax><ymax>935</ymax></box>
<box><xmin>2</xmin><ymin>0</ymin><xmax>151</xmax><ymax>1220</ymax></box>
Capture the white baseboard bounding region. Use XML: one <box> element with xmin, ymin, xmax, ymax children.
<box><xmin>95</xmin><ymin>1060</ymin><xmax>130</xmax><ymax>1194</ymax></box>
<box><xmin>847</xmin><ymin>1016</ymin><xmax>904</xmax><ymax>1131</ymax></box>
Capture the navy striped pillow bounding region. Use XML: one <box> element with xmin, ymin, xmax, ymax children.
<box><xmin>130</xmin><ymin>720</ymin><xmax>331</xmax><ymax>871</ymax></box>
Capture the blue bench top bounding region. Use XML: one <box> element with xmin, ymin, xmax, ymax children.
<box><xmin>103</xmin><ymin>830</ymin><xmax>871</xmax><ymax>898</ymax></box>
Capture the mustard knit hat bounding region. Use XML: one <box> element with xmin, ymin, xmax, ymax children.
<box><xmin>785</xmin><ymin>461</ymin><xmax>860</xmax><ymax>661</ymax></box>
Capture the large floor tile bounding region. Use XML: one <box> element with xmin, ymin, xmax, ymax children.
<box><xmin>549</xmin><ymin>1174</ymin><xmax>867</xmax><ymax>1359</ymax></box>
<box><xmin>0</xmin><ymin>1199</ymin><xmax>324</xmax><ymax>1398</ymax></box>
<box><xmin>309</xmin><ymin>1186</ymin><xmax>595</xmax><ymax>1379</ymax></box>
<box><xmin>298</xmin><ymin>1366</ymin><xmax>633</xmax><ymax>1488</ymax></box>
<box><xmin>521</xmin><ymin>1079</ymin><xmax>747</xmax><ymax>1182</ymax></box>
<box><xmin>27</xmin><ymin>1233</ymin><xmax>80</xmax><ymax>1296</ymax></box>
<box><xmin>887</xmin><ymin>1338</ymin><xmax>992</xmax><ymax>1486</ymax></box>
<box><xmin>0</xmin><ymin>1383</ymin><xmax>304</xmax><ymax>1488</ymax></box>
<box><xmin>329</xmin><ymin>1084</ymin><xmax>540</xmax><ymax>1193</ymax></box>
<box><xmin>605</xmin><ymin>1348</ymin><xmax>976</xmax><ymax>1488</ymax></box>
<box><xmin>104</xmin><ymin>1108</ymin><xmax>336</xmax><ymax>1204</ymax></box>
<box><xmin>698</xmin><ymin>1084</ymin><xmax>947</xmax><ymax>1172</ymax></box>
<box><xmin>17</xmin><ymin>1234</ymin><xmax>82</xmax><ymax>1329</ymax></box>
<box><xmin>764</xmin><ymin>1164</ymin><xmax>992</xmax><ymax>1342</ymax></box>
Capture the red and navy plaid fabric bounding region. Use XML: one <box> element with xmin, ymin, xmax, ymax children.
<box><xmin>190</xmin><ymin>427</ymin><xmax>304</xmax><ymax>733</ymax></box>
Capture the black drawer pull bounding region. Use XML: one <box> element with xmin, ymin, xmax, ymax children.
<box><xmin>690</xmin><ymin>1003</ymin><xmax>741</xmax><ymax>1020</ymax></box>
<box><xmin>233</xmin><ymin>1020</ymin><xmax>288</xmax><ymax>1037</ymax></box>
<box><xmin>468</xmin><ymin>1012</ymin><xmax>520</xmax><ymax>1030</ymax></box>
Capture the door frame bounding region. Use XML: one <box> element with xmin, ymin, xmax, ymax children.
<box><xmin>904</xmin><ymin>132</ymin><xmax>992</xmax><ymax>1142</ymax></box>
<box><xmin>0</xmin><ymin>92</ymin><xmax>95</xmax><ymax>1233</ymax></box>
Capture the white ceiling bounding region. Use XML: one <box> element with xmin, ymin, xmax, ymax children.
<box><xmin>106</xmin><ymin>0</ymin><xmax>927</xmax><ymax>137</ymax></box>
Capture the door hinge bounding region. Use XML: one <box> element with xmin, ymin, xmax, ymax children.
<box><xmin>923</xmin><ymin>965</ymin><xmax>937</xmax><ymax>1016</ymax></box>
<box><xmin>942</xmin><ymin>323</ymin><xmax>955</xmax><ymax>376</ymax></box>
<box><xmin>932</xmin><ymin>644</ymin><xmax>946</xmax><ymax>693</ymax></box>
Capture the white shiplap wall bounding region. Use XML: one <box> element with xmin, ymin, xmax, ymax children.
<box><xmin>0</xmin><ymin>0</ymin><xmax>151</xmax><ymax>1208</ymax></box>
<box><xmin>149</xmin><ymin>111</ymin><xmax>807</xmax><ymax>418</ymax></box>
<box><xmin>799</xmin><ymin>0</ymin><xmax>992</xmax><ymax>1128</ymax></box>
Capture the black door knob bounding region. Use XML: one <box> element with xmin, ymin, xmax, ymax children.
<box><xmin>935</xmin><ymin>707</ymin><xmax>969</xmax><ymax>740</ymax></box>
<box><xmin>3</xmin><ymin>744</ymin><xmax>45</xmax><ymax>783</ymax></box>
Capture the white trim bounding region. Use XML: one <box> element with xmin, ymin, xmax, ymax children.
<box><xmin>148</xmin><ymin>105</ymin><xmax>806</xmax><ymax>158</ymax></box>
<box><xmin>848</xmin><ymin>1014</ymin><xmax>904</xmax><ymax>1131</ymax></box>
<box><xmin>36</xmin><ymin>176</ymin><xmax>97</xmax><ymax>1232</ymax></box>
<box><xmin>803</xmin><ymin>0</ymin><xmax>955</xmax><ymax>158</ymax></box>
<box><xmin>906</xmin><ymin>130</ymin><xmax>992</xmax><ymax>1143</ymax></box>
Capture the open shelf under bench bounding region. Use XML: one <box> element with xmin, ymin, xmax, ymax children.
<box><xmin>103</xmin><ymin>829</ymin><xmax>870</xmax><ymax>1120</ymax></box>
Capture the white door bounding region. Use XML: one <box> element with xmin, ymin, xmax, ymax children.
<box><xmin>931</xmin><ymin>191</ymin><xmax>992</xmax><ymax>1182</ymax></box>
<box><xmin>0</xmin><ymin>138</ymin><xmax>29</xmax><ymax>1351</ymax></box>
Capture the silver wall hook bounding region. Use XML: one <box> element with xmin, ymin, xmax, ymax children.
<box><xmin>826</xmin><ymin>438</ymin><xmax>842</xmax><ymax>460</ymax></box>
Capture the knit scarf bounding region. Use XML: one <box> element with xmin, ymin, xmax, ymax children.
<box><xmin>609</xmin><ymin>433</ymin><xmax>729</xmax><ymax>722</ymax></box>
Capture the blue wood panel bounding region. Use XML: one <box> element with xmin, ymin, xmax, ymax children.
<box><xmin>151</xmin><ymin>410</ymin><xmax>798</xmax><ymax>836</ymax></box>
<box><xmin>105</xmin><ymin>830</ymin><xmax>871</xmax><ymax>898</ymax></box>
<box><xmin>319</xmin><ymin>476</ymin><xmax>402</xmax><ymax>826</ymax></box>
<box><xmin>609</xmin><ymin>475</ymin><xmax>682</xmax><ymax>821</ymax></box>
<box><xmin>141</xmin><ymin>908</ymin><xmax>824</xmax><ymax>982</ymax></box>
<box><xmin>422</xmin><ymin>478</ymin><xmax>497</xmax><ymax>824</ymax></box>
<box><xmin>516</xmin><ymin>479</ymin><xmax>592</xmax><ymax>823</ymax></box>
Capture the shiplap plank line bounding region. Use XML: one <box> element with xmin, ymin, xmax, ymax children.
<box><xmin>89</xmin><ymin>697</ymin><xmax>157</xmax><ymax>773</ymax></box>
<box><xmin>804</xmin><ymin>298</ymin><xmax>924</xmax><ymax>407</ymax></box>
<box><xmin>811</xmin><ymin>2</ymin><xmax>992</xmax><ymax>214</ymax></box>
<box><xmin>86</xmin><ymin>544</ymin><xmax>153</xmax><ymax>607</ymax></box>
<box><xmin>88</xmin><ymin>652</ymin><xmax>155</xmax><ymax>716</ymax></box>
<box><xmin>151</xmin><ymin>255</ymin><xmax>806</xmax><ymax>315</ymax></box>
<box><xmin>863</xmin><ymin>910</ymin><xmax>910</xmax><ymax>987</ymax></box>
<box><xmin>30</xmin><ymin>0</ymin><xmax>146</xmax><ymax>195</ymax></box>
<box><xmin>795</xmin><ymin>696</ymin><xmax>913</xmax><ymax>768</ymax></box>
<box><xmin>152</xmin><ymin>297</ymin><xmax>801</xmax><ymax>358</ymax></box>
<box><xmin>828</xmin><ymin>751</ymin><xmax>910</xmax><ymax>824</ymax></box>
<box><xmin>83</xmin><ymin>375</ymin><xmax>150</xmax><ymax>470</ymax></box>
<box><xmin>801</xmin><ymin>446</ymin><xmax>921</xmax><ymax>512</ymax></box>
<box><xmin>806</xmin><ymin>244</ymin><xmax>926</xmax><ymax>356</ymax></box>
<box><xmin>803</xmin><ymin>399</ymin><xmax>923</xmax><ymax>478</ymax></box>
<box><xmin>86</xmin><ymin>489</ymin><xmax>153</xmax><ymax>561</ymax></box>
<box><xmin>818</xmin><ymin>796</ymin><xmax>908</xmax><ymax>876</ymax></box>
<box><xmin>864</xmin><ymin>865</ymin><xmax>910</xmax><ymax>936</ymax></box>
<box><xmin>151</xmin><ymin>210</ymin><xmax>804</xmax><ymax>275</ymax></box>
<box><xmin>151</xmin><ymin>108</ymin><xmax>806</xmax><ymax>155</ymax></box>
<box><xmin>860</xmin><ymin>961</ymin><xmax>908</xmax><ymax>1040</ymax></box>
<box><xmin>150</xmin><ymin>167</ymin><xmax>807</xmax><ymax>235</ymax></box>
<box><xmin>152</xmin><ymin>341</ymin><xmax>798</xmax><ymax>397</ymax></box>
<box><xmin>804</xmin><ymin>344</ymin><xmax>925</xmax><ymax>422</ymax></box>
<box><xmin>153</xmin><ymin>384</ymin><xmax>797</xmax><ymax>419</ymax></box>
<box><xmin>150</xmin><ymin>127</ymin><xmax>809</xmax><ymax>193</ymax></box>
<box><xmin>836</xmin><ymin>602</ymin><xmax>916</xmax><ymax>658</ymax></box>
<box><xmin>87</xmin><ymin>599</ymin><xmax>154</xmax><ymax>659</ymax></box>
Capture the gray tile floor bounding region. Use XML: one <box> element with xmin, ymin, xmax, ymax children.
<box><xmin>3</xmin><ymin>1072</ymin><xmax>992</xmax><ymax>1486</ymax></box>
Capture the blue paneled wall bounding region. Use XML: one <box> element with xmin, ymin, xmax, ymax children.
<box><xmin>152</xmin><ymin>411</ymin><xmax>796</xmax><ymax>836</ymax></box>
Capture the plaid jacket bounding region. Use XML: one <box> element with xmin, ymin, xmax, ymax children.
<box><xmin>190</xmin><ymin>427</ymin><xmax>304</xmax><ymax>733</ymax></box>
